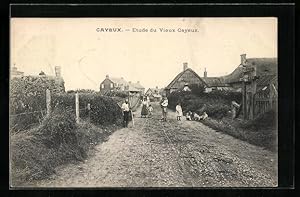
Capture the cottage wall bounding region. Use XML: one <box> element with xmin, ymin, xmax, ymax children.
<box><xmin>100</xmin><ymin>78</ymin><xmax>115</xmax><ymax>93</ymax></box>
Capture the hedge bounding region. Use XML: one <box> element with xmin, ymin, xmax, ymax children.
<box><xmin>52</xmin><ymin>93</ymin><xmax>123</xmax><ymax>126</ymax></box>
<box><xmin>167</xmin><ymin>90</ymin><xmax>242</xmax><ymax>119</ymax></box>
<box><xmin>10</xmin><ymin>107</ymin><xmax>115</xmax><ymax>185</ymax></box>
<box><xmin>10</xmin><ymin>76</ymin><xmax>65</xmax><ymax>131</ymax></box>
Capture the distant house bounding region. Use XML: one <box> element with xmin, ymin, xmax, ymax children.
<box><xmin>145</xmin><ymin>86</ymin><xmax>163</xmax><ymax>101</ymax></box>
<box><xmin>100</xmin><ymin>75</ymin><xmax>145</xmax><ymax>95</ymax></box>
<box><xmin>165</xmin><ymin>63</ymin><xmax>207</xmax><ymax>95</ymax></box>
<box><xmin>202</xmin><ymin>68</ymin><xmax>231</xmax><ymax>93</ymax></box>
<box><xmin>127</xmin><ymin>81</ymin><xmax>145</xmax><ymax>95</ymax></box>
<box><xmin>100</xmin><ymin>75</ymin><xmax>128</xmax><ymax>93</ymax></box>
<box><xmin>222</xmin><ymin>54</ymin><xmax>278</xmax><ymax>91</ymax></box>
<box><xmin>11</xmin><ymin>65</ymin><xmax>24</xmax><ymax>79</ymax></box>
<box><xmin>20</xmin><ymin>66</ymin><xmax>65</xmax><ymax>93</ymax></box>
<box><xmin>165</xmin><ymin>63</ymin><xmax>228</xmax><ymax>95</ymax></box>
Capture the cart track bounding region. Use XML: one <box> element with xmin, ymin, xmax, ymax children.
<box><xmin>37</xmin><ymin>103</ymin><xmax>277</xmax><ymax>187</ymax></box>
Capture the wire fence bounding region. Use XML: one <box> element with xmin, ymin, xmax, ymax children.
<box><xmin>9</xmin><ymin>110</ymin><xmax>47</xmax><ymax>117</ymax></box>
<box><xmin>10</xmin><ymin>89</ymin><xmax>139</xmax><ymax>131</ymax></box>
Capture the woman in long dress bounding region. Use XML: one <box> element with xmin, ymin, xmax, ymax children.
<box><xmin>176</xmin><ymin>103</ymin><xmax>183</xmax><ymax>121</ymax></box>
<box><xmin>141</xmin><ymin>98</ymin><xmax>148</xmax><ymax>118</ymax></box>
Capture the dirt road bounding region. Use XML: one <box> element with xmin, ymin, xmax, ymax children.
<box><xmin>38</xmin><ymin>103</ymin><xmax>277</xmax><ymax>187</ymax></box>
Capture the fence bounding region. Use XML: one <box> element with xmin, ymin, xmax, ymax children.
<box><xmin>254</xmin><ymin>83</ymin><xmax>278</xmax><ymax>116</ymax></box>
<box><xmin>10</xmin><ymin>90</ymin><xmax>97</xmax><ymax>131</ymax></box>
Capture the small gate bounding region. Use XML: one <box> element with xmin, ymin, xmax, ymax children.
<box><xmin>254</xmin><ymin>83</ymin><xmax>277</xmax><ymax>117</ymax></box>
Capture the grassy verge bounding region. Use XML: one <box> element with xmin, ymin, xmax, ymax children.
<box><xmin>10</xmin><ymin>107</ymin><xmax>121</xmax><ymax>186</ymax></box>
<box><xmin>201</xmin><ymin>110</ymin><xmax>277</xmax><ymax>152</ymax></box>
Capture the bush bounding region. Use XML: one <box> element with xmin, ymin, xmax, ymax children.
<box><xmin>103</xmin><ymin>91</ymin><xmax>128</xmax><ymax>98</ymax></box>
<box><xmin>10</xmin><ymin>107</ymin><xmax>114</xmax><ymax>185</ymax></box>
<box><xmin>167</xmin><ymin>89</ymin><xmax>241</xmax><ymax>119</ymax></box>
<box><xmin>240</xmin><ymin>109</ymin><xmax>277</xmax><ymax>130</ymax></box>
<box><xmin>10</xmin><ymin>76</ymin><xmax>65</xmax><ymax>132</ymax></box>
<box><xmin>52</xmin><ymin>93</ymin><xmax>123</xmax><ymax>126</ymax></box>
<box><xmin>67</xmin><ymin>89</ymin><xmax>96</xmax><ymax>94</ymax></box>
<box><xmin>201</xmin><ymin>109</ymin><xmax>277</xmax><ymax>151</ymax></box>
<box><xmin>189</xmin><ymin>84</ymin><xmax>205</xmax><ymax>96</ymax></box>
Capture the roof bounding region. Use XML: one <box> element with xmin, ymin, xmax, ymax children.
<box><xmin>109</xmin><ymin>77</ymin><xmax>128</xmax><ymax>85</ymax></box>
<box><xmin>202</xmin><ymin>77</ymin><xmax>228</xmax><ymax>87</ymax></box>
<box><xmin>146</xmin><ymin>88</ymin><xmax>163</xmax><ymax>96</ymax></box>
<box><xmin>256</xmin><ymin>75</ymin><xmax>277</xmax><ymax>87</ymax></box>
<box><xmin>127</xmin><ymin>84</ymin><xmax>141</xmax><ymax>92</ymax></box>
<box><xmin>223</xmin><ymin>58</ymin><xmax>277</xmax><ymax>84</ymax></box>
<box><xmin>165</xmin><ymin>68</ymin><xmax>207</xmax><ymax>89</ymax></box>
<box><xmin>147</xmin><ymin>87</ymin><xmax>162</xmax><ymax>93</ymax></box>
<box><xmin>152</xmin><ymin>93</ymin><xmax>162</xmax><ymax>98</ymax></box>
<box><xmin>132</xmin><ymin>82</ymin><xmax>144</xmax><ymax>89</ymax></box>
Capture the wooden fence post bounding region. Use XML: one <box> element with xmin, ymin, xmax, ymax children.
<box><xmin>243</xmin><ymin>81</ymin><xmax>247</xmax><ymax>120</ymax></box>
<box><xmin>75</xmin><ymin>92</ymin><xmax>79</xmax><ymax>123</ymax></box>
<box><xmin>46</xmin><ymin>89</ymin><xmax>51</xmax><ymax>115</ymax></box>
<box><xmin>269</xmin><ymin>83</ymin><xmax>273</xmax><ymax>109</ymax></box>
<box><xmin>87</xmin><ymin>103</ymin><xmax>91</xmax><ymax>123</ymax></box>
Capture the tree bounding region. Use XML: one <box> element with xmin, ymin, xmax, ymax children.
<box><xmin>189</xmin><ymin>84</ymin><xmax>205</xmax><ymax>96</ymax></box>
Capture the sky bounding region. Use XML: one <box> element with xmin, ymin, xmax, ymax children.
<box><xmin>11</xmin><ymin>17</ymin><xmax>277</xmax><ymax>91</ymax></box>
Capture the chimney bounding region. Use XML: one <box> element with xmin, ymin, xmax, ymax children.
<box><xmin>204</xmin><ymin>68</ymin><xmax>207</xmax><ymax>78</ymax></box>
<box><xmin>183</xmin><ymin>62</ymin><xmax>188</xmax><ymax>71</ymax></box>
<box><xmin>241</xmin><ymin>54</ymin><xmax>247</xmax><ymax>65</ymax></box>
<box><xmin>156</xmin><ymin>86</ymin><xmax>158</xmax><ymax>89</ymax></box>
<box><xmin>106</xmin><ymin>74</ymin><xmax>109</xmax><ymax>79</ymax></box>
<box><xmin>129</xmin><ymin>81</ymin><xmax>131</xmax><ymax>84</ymax></box>
<box><xmin>55</xmin><ymin>66</ymin><xmax>61</xmax><ymax>77</ymax></box>
<box><xmin>137</xmin><ymin>81</ymin><xmax>140</xmax><ymax>84</ymax></box>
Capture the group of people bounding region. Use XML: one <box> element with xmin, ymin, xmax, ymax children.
<box><xmin>141</xmin><ymin>97</ymin><xmax>153</xmax><ymax>118</ymax></box>
<box><xmin>185</xmin><ymin>111</ymin><xmax>208</xmax><ymax>121</ymax></box>
<box><xmin>175</xmin><ymin>103</ymin><xmax>208</xmax><ymax>121</ymax></box>
<box><xmin>121</xmin><ymin>95</ymin><xmax>208</xmax><ymax>127</ymax></box>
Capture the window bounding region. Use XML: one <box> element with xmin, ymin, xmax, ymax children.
<box><xmin>110</xmin><ymin>83</ymin><xmax>113</xmax><ymax>88</ymax></box>
<box><xmin>101</xmin><ymin>84</ymin><xmax>104</xmax><ymax>89</ymax></box>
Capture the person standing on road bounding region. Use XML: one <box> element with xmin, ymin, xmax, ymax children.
<box><xmin>176</xmin><ymin>103</ymin><xmax>183</xmax><ymax>121</ymax></box>
<box><xmin>141</xmin><ymin>97</ymin><xmax>148</xmax><ymax>118</ymax></box>
<box><xmin>148</xmin><ymin>104</ymin><xmax>153</xmax><ymax>117</ymax></box>
<box><xmin>160</xmin><ymin>96</ymin><xmax>168</xmax><ymax>122</ymax></box>
<box><xmin>121</xmin><ymin>99</ymin><xmax>130</xmax><ymax>128</ymax></box>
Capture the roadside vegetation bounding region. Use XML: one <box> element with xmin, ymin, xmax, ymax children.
<box><xmin>167</xmin><ymin>85</ymin><xmax>277</xmax><ymax>151</ymax></box>
<box><xmin>10</xmin><ymin>78</ymin><xmax>124</xmax><ymax>185</ymax></box>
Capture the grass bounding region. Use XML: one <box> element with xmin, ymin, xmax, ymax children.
<box><xmin>201</xmin><ymin>109</ymin><xmax>277</xmax><ymax>152</ymax></box>
<box><xmin>10</xmin><ymin>107</ymin><xmax>121</xmax><ymax>186</ymax></box>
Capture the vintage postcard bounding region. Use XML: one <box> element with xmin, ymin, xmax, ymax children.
<box><xmin>10</xmin><ymin>17</ymin><xmax>278</xmax><ymax>187</ymax></box>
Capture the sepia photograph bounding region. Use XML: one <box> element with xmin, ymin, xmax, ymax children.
<box><xmin>9</xmin><ymin>17</ymin><xmax>278</xmax><ymax>188</ymax></box>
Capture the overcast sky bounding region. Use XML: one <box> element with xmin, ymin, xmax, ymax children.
<box><xmin>11</xmin><ymin>17</ymin><xmax>277</xmax><ymax>90</ymax></box>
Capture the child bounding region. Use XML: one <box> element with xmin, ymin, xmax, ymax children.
<box><xmin>199</xmin><ymin>112</ymin><xmax>208</xmax><ymax>120</ymax></box>
<box><xmin>193</xmin><ymin>112</ymin><xmax>201</xmax><ymax>121</ymax></box>
<box><xmin>148</xmin><ymin>104</ymin><xmax>153</xmax><ymax>117</ymax></box>
<box><xmin>186</xmin><ymin>111</ymin><xmax>192</xmax><ymax>121</ymax></box>
<box><xmin>175</xmin><ymin>103</ymin><xmax>183</xmax><ymax>121</ymax></box>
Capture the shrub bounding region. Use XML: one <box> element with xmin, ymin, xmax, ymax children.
<box><xmin>10</xmin><ymin>76</ymin><xmax>65</xmax><ymax>132</ymax></box>
<box><xmin>240</xmin><ymin>109</ymin><xmax>277</xmax><ymax>130</ymax></box>
<box><xmin>189</xmin><ymin>84</ymin><xmax>205</xmax><ymax>96</ymax></box>
<box><xmin>10</xmin><ymin>107</ymin><xmax>114</xmax><ymax>185</ymax></box>
<box><xmin>201</xmin><ymin>109</ymin><xmax>277</xmax><ymax>151</ymax></box>
<box><xmin>167</xmin><ymin>89</ymin><xmax>241</xmax><ymax>119</ymax></box>
<box><xmin>51</xmin><ymin>93</ymin><xmax>123</xmax><ymax>126</ymax></box>
<box><xmin>103</xmin><ymin>91</ymin><xmax>128</xmax><ymax>98</ymax></box>
<box><xmin>67</xmin><ymin>89</ymin><xmax>96</xmax><ymax>94</ymax></box>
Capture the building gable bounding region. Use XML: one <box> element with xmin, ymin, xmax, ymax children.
<box><xmin>166</xmin><ymin>68</ymin><xmax>207</xmax><ymax>90</ymax></box>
